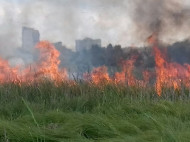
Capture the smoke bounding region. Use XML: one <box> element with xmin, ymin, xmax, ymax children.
<box><xmin>128</xmin><ymin>0</ymin><xmax>190</xmax><ymax>44</ymax></box>
<box><xmin>0</xmin><ymin>0</ymin><xmax>189</xmax><ymax>58</ymax></box>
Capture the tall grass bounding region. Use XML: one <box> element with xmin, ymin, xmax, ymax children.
<box><xmin>0</xmin><ymin>81</ymin><xmax>190</xmax><ymax>141</ymax></box>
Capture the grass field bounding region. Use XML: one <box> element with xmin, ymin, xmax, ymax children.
<box><xmin>0</xmin><ymin>81</ymin><xmax>190</xmax><ymax>142</ymax></box>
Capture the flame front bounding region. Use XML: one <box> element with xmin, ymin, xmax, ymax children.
<box><xmin>0</xmin><ymin>39</ymin><xmax>190</xmax><ymax>96</ymax></box>
<box><xmin>84</xmin><ymin>35</ymin><xmax>190</xmax><ymax>96</ymax></box>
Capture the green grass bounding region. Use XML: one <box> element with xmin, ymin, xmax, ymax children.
<box><xmin>0</xmin><ymin>81</ymin><xmax>190</xmax><ymax>141</ymax></box>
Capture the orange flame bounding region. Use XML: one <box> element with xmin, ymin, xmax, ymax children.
<box><xmin>0</xmin><ymin>57</ymin><xmax>19</xmax><ymax>83</ymax></box>
<box><xmin>34</xmin><ymin>41</ymin><xmax>67</xmax><ymax>81</ymax></box>
<box><xmin>153</xmin><ymin>42</ymin><xmax>190</xmax><ymax>95</ymax></box>
<box><xmin>84</xmin><ymin>66</ymin><xmax>111</xmax><ymax>85</ymax></box>
<box><xmin>114</xmin><ymin>58</ymin><xmax>136</xmax><ymax>86</ymax></box>
<box><xmin>0</xmin><ymin>41</ymin><xmax>67</xmax><ymax>84</ymax></box>
<box><xmin>1</xmin><ymin>38</ymin><xmax>190</xmax><ymax>97</ymax></box>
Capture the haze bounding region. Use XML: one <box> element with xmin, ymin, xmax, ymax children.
<box><xmin>0</xmin><ymin>0</ymin><xmax>190</xmax><ymax>50</ymax></box>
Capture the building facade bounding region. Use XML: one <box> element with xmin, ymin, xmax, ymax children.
<box><xmin>75</xmin><ymin>38</ymin><xmax>101</xmax><ymax>51</ymax></box>
<box><xmin>22</xmin><ymin>27</ymin><xmax>40</xmax><ymax>51</ymax></box>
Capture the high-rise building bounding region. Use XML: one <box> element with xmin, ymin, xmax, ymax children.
<box><xmin>22</xmin><ymin>27</ymin><xmax>40</xmax><ymax>51</ymax></box>
<box><xmin>75</xmin><ymin>38</ymin><xmax>101</xmax><ymax>51</ymax></box>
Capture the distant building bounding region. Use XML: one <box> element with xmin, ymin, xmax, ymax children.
<box><xmin>22</xmin><ymin>27</ymin><xmax>40</xmax><ymax>51</ymax></box>
<box><xmin>75</xmin><ymin>38</ymin><xmax>101</xmax><ymax>51</ymax></box>
<box><xmin>53</xmin><ymin>42</ymin><xmax>63</xmax><ymax>49</ymax></box>
<box><xmin>53</xmin><ymin>42</ymin><xmax>71</xmax><ymax>55</ymax></box>
<box><xmin>53</xmin><ymin>42</ymin><xmax>74</xmax><ymax>68</ymax></box>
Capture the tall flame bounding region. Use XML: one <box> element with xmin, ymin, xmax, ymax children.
<box><xmin>34</xmin><ymin>41</ymin><xmax>67</xmax><ymax>81</ymax></box>
<box><xmin>154</xmin><ymin>46</ymin><xmax>190</xmax><ymax>96</ymax></box>
<box><xmin>0</xmin><ymin>41</ymin><xmax>67</xmax><ymax>84</ymax></box>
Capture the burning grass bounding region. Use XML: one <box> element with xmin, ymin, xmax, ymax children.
<box><xmin>1</xmin><ymin>39</ymin><xmax>190</xmax><ymax>141</ymax></box>
<box><xmin>2</xmin><ymin>39</ymin><xmax>190</xmax><ymax>96</ymax></box>
<box><xmin>0</xmin><ymin>82</ymin><xmax>190</xmax><ymax>141</ymax></box>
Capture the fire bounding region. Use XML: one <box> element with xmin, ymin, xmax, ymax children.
<box><xmin>154</xmin><ymin>46</ymin><xmax>190</xmax><ymax>96</ymax></box>
<box><xmin>34</xmin><ymin>41</ymin><xmax>67</xmax><ymax>81</ymax></box>
<box><xmin>30</xmin><ymin>41</ymin><xmax>68</xmax><ymax>83</ymax></box>
<box><xmin>84</xmin><ymin>66</ymin><xmax>111</xmax><ymax>85</ymax></box>
<box><xmin>84</xmin><ymin>56</ymin><xmax>151</xmax><ymax>88</ymax></box>
<box><xmin>154</xmin><ymin>46</ymin><xmax>167</xmax><ymax>96</ymax></box>
<box><xmin>142</xmin><ymin>70</ymin><xmax>151</xmax><ymax>87</ymax></box>
<box><xmin>114</xmin><ymin>58</ymin><xmax>136</xmax><ymax>86</ymax></box>
<box><xmin>0</xmin><ymin>57</ymin><xmax>19</xmax><ymax>83</ymax></box>
<box><xmin>0</xmin><ymin>38</ymin><xmax>190</xmax><ymax>97</ymax></box>
<box><xmin>0</xmin><ymin>41</ymin><xmax>67</xmax><ymax>84</ymax></box>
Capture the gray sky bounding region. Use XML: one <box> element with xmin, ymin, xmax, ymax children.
<box><xmin>0</xmin><ymin>0</ymin><xmax>190</xmax><ymax>50</ymax></box>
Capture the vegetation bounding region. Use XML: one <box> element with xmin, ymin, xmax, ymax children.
<box><xmin>0</xmin><ymin>82</ymin><xmax>190</xmax><ymax>142</ymax></box>
<box><xmin>61</xmin><ymin>40</ymin><xmax>190</xmax><ymax>73</ymax></box>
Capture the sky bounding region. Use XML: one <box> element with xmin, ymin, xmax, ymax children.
<box><xmin>0</xmin><ymin>0</ymin><xmax>190</xmax><ymax>51</ymax></box>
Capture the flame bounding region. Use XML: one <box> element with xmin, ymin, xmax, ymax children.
<box><xmin>84</xmin><ymin>56</ymin><xmax>150</xmax><ymax>88</ymax></box>
<box><xmin>148</xmin><ymin>34</ymin><xmax>181</xmax><ymax>95</ymax></box>
<box><xmin>153</xmin><ymin>42</ymin><xmax>190</xmax><ymax>95</ymax></box>
<box><xmin>32</xmin><ymin>41</ymin><xmax>68</xmax><ymax>83</ymax></box>
<box><xmin>0</xmin><ymin>57</ymin><xmax>19</xmax><ymax>83</ymax></box>
<box><xmin>0</xmin><ymin>38</ymin><xmax>190</xmax><ymax>97</ymax></box>
<box><xmin>34</xmin><ymin>41</ymin><xmax>67</xmax><ymax>82</ymax></box>
<box><xmin>0</xmin><ymin>41</ymin><xmax>67</xmax><ymax>84</ymax></box>
<box><xmin>73</xmin><ymin>35</ymin><xmax>190</xmax><ymax>96</ymax></box>
<box><xmin>84</xmin><ymin>66</ymin><xmax>111</xmax><ymax>85</ymax></box>
<box><xmin>114</xmin><ymin>58</ymin><xmax>136</xmax><ymax>86</ymax></box>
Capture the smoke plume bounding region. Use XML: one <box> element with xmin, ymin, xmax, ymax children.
<box><xmin>128</xmin><ymin>0</ymin><xmax>190</xmax><ymax>44</ymax></box>
<box><xmin>0</xmin><ymin>0</ymin><xmax>189</xmax><ymax>62</ymax></box>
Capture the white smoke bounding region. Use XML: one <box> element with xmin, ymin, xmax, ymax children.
<box><xmin>0</xmin><ymin>0</ymin><xmax>189</xmax><ymax>55</ymax></box>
